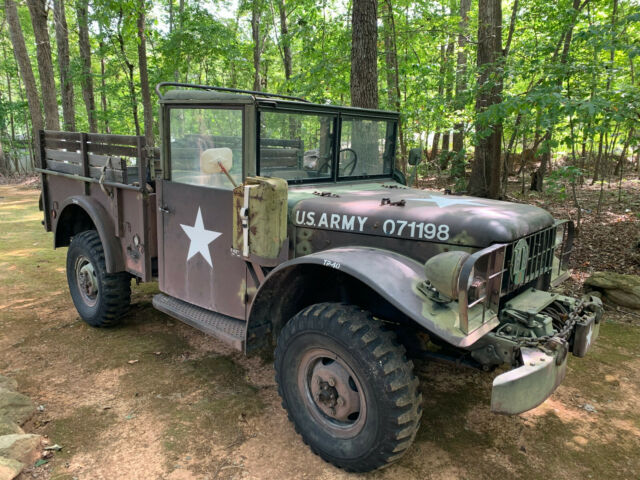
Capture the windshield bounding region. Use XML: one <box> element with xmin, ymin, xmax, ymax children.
<box><xmin>339</xmin><ymin>117</ymin><xmax>395</xmax><ymax>178</ymax></box>
<box><xmin>259</xmin><ymin>110</ymin><xmax>335</xmax><ymax>182</ymax></box>
<box><xmin>257</xmin><ymin>109</ymin><xmax>396</xmax><ymax>183</ymax></box>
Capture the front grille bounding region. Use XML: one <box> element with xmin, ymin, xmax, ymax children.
<box><xmin>502</xmin><ymin>225</ymin><xmax>557</xmax><ymax>294</ymax></box>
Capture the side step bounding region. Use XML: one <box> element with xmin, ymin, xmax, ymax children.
<box><xmin>152</xmin><ymin>293</ymin><xmax>246</xmax><ymax>351</ymax></box>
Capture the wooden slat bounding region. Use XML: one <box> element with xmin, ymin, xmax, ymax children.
<box><xmin>88</xmin><ymin>153</ymin><xmax>127</xmax><ymax>170</ymax></box>
<box><xmin>260</xmin><ymin>148</ymin><xmax>300</xmax><ymax>158</ymax></box>
<box><xmin>46</xmin><ymin>159</ymin><xmax>125</xmax><ymax>182</ymax></box>
<box><xmin>260</xmin><ymin>138</ymin><xmax>303</xmax><ymax>148</ymax></box>
<box><xmin>260</xmin><ymin>158</ymin><xmax>298</xmax><ymax>167</ymax></box>
<box><xmin>45</xmin><ymin>148</ymin><xmax>81</xmax><ymax>163</ymax></box>
<box><xmin>86</xmin><ymin>143</ymin><xmax>138</xmax><ymax>157</ymax></box>
<box><xmin>44</xmin><ymin>138</ymin><xmax>81</xmax><ymax>151</ymax></box>
<box><xmin>96</xmin><ymin>167</ymin><xmax>125</xmax><ymax>183</ymax></box>
<box><xmin>86</xmin><ymin>132</ymin><xmax>140</xmax><ymax>146</ymax></box>
<box><xmin>43</xmin><ymin>130</ymin><xmax>82</xmax><ymax>141</ymax></box>
<box><xmin>46</xmin><ymin>159</ymin><xmax>82</xmax><ymax>175</ymax></box>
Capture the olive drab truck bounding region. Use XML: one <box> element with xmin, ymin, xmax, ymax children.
<box><xmin>37</xmin><ymin>83</ymin><xmax>603</xmax><ymax>473</ymax></box>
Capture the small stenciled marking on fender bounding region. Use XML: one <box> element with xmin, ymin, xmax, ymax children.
<box><xmin>230</xmin><ymin>247</ymin><xmax>242</xmax><ymax>257</ymax></box>
<box><xmin>323</xmin><ymin>259</ymin><xmax>341</xmax><ymax>269</ymax></box>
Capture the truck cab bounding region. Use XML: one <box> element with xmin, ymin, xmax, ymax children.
<box><xmin>38</xmin><ymin>83</ymin><xmax>604</xmax><ymax>473</ymax></box>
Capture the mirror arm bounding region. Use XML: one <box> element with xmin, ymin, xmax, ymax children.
<box><xmin>218</xmin><ymin>161</ymin><xmax>238</xmax><ymax>188</ymax></box>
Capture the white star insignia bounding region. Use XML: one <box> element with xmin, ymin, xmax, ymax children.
<box><xmin>180</xmin><ymin>207</ymin><xmax>222</xmax><ymax>268</ymax></box>
<box><xmin>585</xmin><ymin>324</ymin><xmax>593</xmax><ymax>348</ymax></box>
<box><xmin>410</xmin><ymin>195</ymin><xmax>487</xmax><ymax>208</ymax></box>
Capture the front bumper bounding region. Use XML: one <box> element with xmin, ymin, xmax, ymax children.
<box><xmin>490</xmin><ymin>294</ymin><xmax>603</xmax><ymax>415</ymax></box>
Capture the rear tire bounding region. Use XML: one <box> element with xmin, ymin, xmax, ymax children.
<box><xmin>274</xmin><ymin>303</ymin><xmax>422</xmax><ymax>472</ymax></box>
<box><xmin>66</xmin><ymin>230</ymin><xmax>130</xmax><ymax>327</ymax></box>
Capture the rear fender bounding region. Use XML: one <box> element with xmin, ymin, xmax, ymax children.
<box><xmin>246</xmin><ymin>246</ymin><xmax>497</xmax><ymax>352</ymax></box>
<box><xmin>55</xmin><ymin>196</ymin><xmax>125</xmax><ymax>273</ymax></box>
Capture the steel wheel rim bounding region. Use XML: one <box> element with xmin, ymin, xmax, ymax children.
<box><xmin>297</xmin><ymin>347</ymin><xmax>367</xmax><ymax>438</ymax></box>
<box><xmin>75</xmin><ymin>255</ymin><xmax>98</xmax><ymax>307</ymax></box>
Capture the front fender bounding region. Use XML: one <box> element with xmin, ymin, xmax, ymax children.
<box><xmin>248</xmin><ymin>247</ymin><xmax>497</xmax><ymax>349</ymax></box>
<box><xmin>55</xmin><ymin>196</ymin><xmax>125</xmax><ymax>273</ymax></box>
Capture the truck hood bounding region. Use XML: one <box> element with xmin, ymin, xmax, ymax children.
<box><xmin>288</xmin><ymin>182</ymin><xmax>554</xmax><ymax>248</ymax></box>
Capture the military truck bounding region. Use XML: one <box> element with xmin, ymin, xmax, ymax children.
<box><xmin>37</xmin><ymin>83</ymin><xmax>603</xmax><ymax>472</ymax></box>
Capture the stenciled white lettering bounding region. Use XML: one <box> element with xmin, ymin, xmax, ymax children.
<box><xmin>305</xmin><ymin>211</ymin><xmax>315</xmax><ymax>226</ymax></box>
<box><xmin>317</xmin><ymin>213</ymin><xmax>329</xmax><ymax>228</ymax></box>
<box><xmin>342</xmin><ymin>215</ymin><xmax>355</xmax><ymax>231</ymax></box>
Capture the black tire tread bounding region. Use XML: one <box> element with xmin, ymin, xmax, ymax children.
<box><xmin>67</xmin><ymin>230</ymin><xmax>130</xmax><ymax>327</ymax></box>
<box><xmin>274</xmin><ymin>302</ymin><xmax>422</xmax><ymax>472</ymax></box>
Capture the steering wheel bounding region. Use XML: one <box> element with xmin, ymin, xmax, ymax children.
<box><xmin>339</xmin><ymin>148</ymin><xmax>358</xmax><ymax>176</ymax></box>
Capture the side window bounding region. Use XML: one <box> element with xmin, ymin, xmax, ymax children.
<box><xmin>169</xmin><ymin>108</ymin><xmax>243</xmax><ymax>189</ymax></box>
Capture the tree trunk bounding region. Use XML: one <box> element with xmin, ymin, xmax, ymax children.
<box><xmin>77</xmin><ymin>0</ymin><xmax>97</xmax><ymax>132</ymax></box>
<box><xmin>531</xmin><ymin>0</ymin><xmax>584</xmax><ymax>191</ymax></box>
<box><xmin>52</xmin><ymin>0</ymin><xmax>75</xmax><ymax>131</ymax></box>
<box><xmin>382</xmin><ymin>0</ymin><xmax>405</xmax><ymax>171</ymax></box>
<box><xmin>137</xmin><ymin>0</ymin><xmax>154</xmax><ymax>147</ymax></box>
<box><xmin>5</xmin><ymin>0</ymin><xmax>43</xmax><ymax>142</ymax></box>
<box><xmin>451</xmin><ymin>0</ymin><xmax>471</xmax><ymax>157</ymax></box>
<box><xmin>467</xmin><ymin>0</ymin><xmax>502</xmax><ymax>199</ymax></box>
<box><xmin>99</xmin><ymin>37</ymin><xmax>110</xmax><ymax>133</ymax></box>
<box><xmin>26</xmin><ymin>0</ymin><xmax>59</xmax><ymax>131</ymax></box>
<box><xmin>252</xmin><ymin>3</ymin><xmax>261</xmax><ymax>91</ymax></box>
<box><xmin>440</xmin><ymin>38</ymin><xmax>455</xmax><ymax>170</ymax></box>
<box><xmin>2</xmin><ymin>45</ymin><xmax>16</xmax><ymax>143</ymax></box>
<box><xmin>116</xmin><ymin>14</ymin><xmax>141</xmax><ymax>137</ymax></box>
<box><xmin>350</xmin><ymin>0</ymin><xmax>378</xmax><ymax>109</ymax></box>
<box><xmin>278</xmin><ymin>0</ymin><xmax>292</xmax><ymax>86</ymax></box>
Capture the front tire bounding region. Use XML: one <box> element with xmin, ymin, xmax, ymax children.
<box><xmin>274</xmin><ymin>303</ymin><xmax>422</xmax><ymax>472</ymax></box>
<box><xmin>66</xmin><ymin>230</ymin><xmax>130</xmax><ymax>327</ymax></box>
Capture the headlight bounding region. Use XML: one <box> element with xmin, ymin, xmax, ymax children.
<box><xmin>424</xmin><ymin>251</ymin><xmax>471</xmax><ymax>300</ymax></box>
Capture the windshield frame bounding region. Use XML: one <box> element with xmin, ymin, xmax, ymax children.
<box><xmin>256</xmin><ymin>101</ymin><xmax>398</xmax><ymax>185</ymax></box>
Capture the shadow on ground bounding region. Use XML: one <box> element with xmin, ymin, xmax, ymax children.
<box><xmin>1</xmin><ymin>184</ymin><xmax>639</xmax><ymax>480</ymax></box>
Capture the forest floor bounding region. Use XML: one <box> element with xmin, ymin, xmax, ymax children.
<box><xmin>1</xmin><ymin>178</ymin><xmax>639</xmax><ymax>480</ymax></box>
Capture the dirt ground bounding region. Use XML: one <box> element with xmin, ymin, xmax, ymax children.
<box><xmin>1</xmin><ymin>181</ymin><xmax>639</xmax><ymax>480</ymax></box>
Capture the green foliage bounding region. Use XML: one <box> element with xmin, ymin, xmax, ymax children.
<box><xmin>546</xmin><ymin>165</ymin><xmax>584</xmax><ymax>200</ymax></box>
<box><xmin>0</xmin><ymin>0</ymin><xmax>637</xmax><ymax>179</ymax></box>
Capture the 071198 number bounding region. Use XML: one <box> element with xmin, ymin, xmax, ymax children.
<box><xmin>382</xmin><ymin>219</ymin><xmax>450</xmax><ymax>241</ymax></box>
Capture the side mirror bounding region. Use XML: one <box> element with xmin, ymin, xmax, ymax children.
<box><xmin>200</xmin><ymin>147</ymin><xmax>233</xmax><ymax>174</ymax></box>
<box><xmin>408</xmin><ymin>147</ymin><xmax>422</xmax><ymax>166</ymax></box>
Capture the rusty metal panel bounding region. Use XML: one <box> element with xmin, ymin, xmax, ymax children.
<box><xmin>232</xmin><ymin>176</ymin><xmax>288</xmax><ymax>260</ymax></box>
<box><xmin>159</xmin><ymin>181</ymin><xmax>246</xmax><ymax>320</ymax></box>
<box><xmin>47</xmin><ymin>174</ymin><xmax>156</xmax><ymax>280</ymax></box>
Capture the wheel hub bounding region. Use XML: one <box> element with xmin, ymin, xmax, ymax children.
<box><xmin>308</xmin><ymin>357</ymin><xmax>361</xmax><ymax>423</ymax></box>
<box><xmin>75</xmin><ymin>256</ymin><xmax>98</xmax><ymax>306</ymax></box>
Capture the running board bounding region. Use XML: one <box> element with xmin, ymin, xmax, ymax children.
<box><xmin>152</xmin><ymin>293</ymin><xmax>245</xmax><ymax>351</ymax></box>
